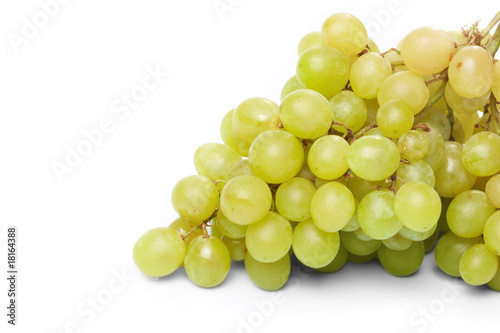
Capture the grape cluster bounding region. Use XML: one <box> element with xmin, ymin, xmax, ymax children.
<box><xmin>133</xmin><ymin>12</ymin><xmax>500</xmax><ymax>291</ymax></box>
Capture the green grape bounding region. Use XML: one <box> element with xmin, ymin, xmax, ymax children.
<box><xmin>455</xmin><ymin>111</ymin><xmax>479</xmax><ymax>141</ymax></box>
<box><xmin>367</xmin><ymin>38</ymin><xmax>380</xmax><ymax>53</ymax></box>
<box><xmin>485</xmin><ymin>174</ymin><xmax>500</xmax><ymax>208</ymax></box>
<box><xmin>296</xmin><ymin>46</ymin><xmax>349</xmax><ymax>98</ymax></box>
<box><xmin>349</xmin><ymin>52</ymin><xmax>392</xmax><ymax>99</ymax></box>
<box><xmin>353</xmin><ymin>227</ymin><xmax>374</xmax><ymax>241</ymax></box>
<box><xmin>377</xmin><ymin>241</ymin><xmax>425</xmax><ymax>277</ymax></box>
<box><xmin>448</xmin><ymin>46</ymin><xmax>494</xmax><ymax>98</ymax></box>
<box><xmin>394</xmin><ymin>182</ymin><xmax>441</xmax><ymax>232</ymax></box>
<box><xmin>216</xmin><ymin>210</ymin><xmax>247</xmax><ymax>239</ymax></box>
<box><xmin>378</xmin><ymin>71</ymin><xmax>429</xmax><ymax>115</ymax></box>
<box><xmin>248</xmin><ymin>130</ymin><xmax>304</xmax><ymax>184</ymax></box>
<box><xmin>169</xmin><ymin>217</ymin><xmax>204</xmax><ymax>247</ymax></box>
<box><xmin>396</xmin><ymin>160</ymin><xmax>436</xmax><ymax>188</ymax></box>
<box><xmin>341</xmin><ymin>199</ymin><xmax>360</xmax><ymax>232</ymax></box>
<box><xmin>295</xmin><ymin>162</ymin><xmax>315</xmax><ymax>182</ymax></box>
<box><xmin>340</xmin><ymin>231</ymin><xmax>381</xmax><ymax>256</ymax></box>
<box><xmin>434</xmin><ymin>141</ymin><xmax>476</xmax><ymax>197</ymax></box>
<box><xmin>321</xmin><ymin>12</ymin><xmax>368</xmax><ymax>56</ymax></box>
<box><xmin>462</xmin><ymin>132</ymin><xmax>500</xmax><ymax>177</ymax></box>
<box><xmin>280</xmin><ymin>89</ymin><xmax>333</xmax><ymax>139</ymax></box>
<box><xmin>245</xmin><ymin>211</ymin><xmax>293</xmax><ymax>263</ymax></box>
<box><xmin>245</xmin><ymin>252</ymin><xmax>290</xmax><ymax>291</ymax></box>
<box><xmin>484</xmin><ymin>211</ymin><xmax>500</xmax><ymax>255</ymax></box>
<box><xmin>347</xmin><ymin>135</ymin><xmax>401</xmax><ymax>181</ymax></box>
<box><xmin>330</xmin><ymin>90</ymin><xmax>367</xmax><ymax>133</ymax></box>
<box><xmin>459</xmin><ymin>244</ymin><xmax>499</xmax><ymax>286</ymax></box>
<box><xmin>473</xmin><ymin>112</ymin><xmax>500</xmax><ymax>136</ymax></box>
<box><xmin>347</xmin><ymin>251</ymin><xmax>378</xmax><ymax>263</ymax></box>
<box><xmin>193</xmin><ymin>143</ymin><xmax>241</xmax><ymax>182</ymax></box>
<box><xmin>347</xmin><ymin>173</ymin><xmax>389</xmax><ymax>201</ymax></box>
<box><xmin>222</xmin><ymin>237</ymin><xmax>247</xmax><ymax>261</ymax></box>
<box><xmin>438</xmin><ymin>196</ymin><xmax>452</xmax><ymax>232</ymax></box>
<box><xmin>280</xmin><ymin>75</ymin><xmax>306</xmax><ymax>101</ymax></box>
<box><xmin>358</xmin><ymin>190</ymin><xmax>402</xmax><ymax>240</ymax></box>
<box><xmin>398</xmin><ymin>130</ymin><xmax>429</xmax><ymax>162</ymax></box>
<box><xmin>376</xmin><ymin>99</ymin><xmax>414</xmax><ymax>139</ymax></box>
<box><xmin>444</xmin><ymin>81</ymin><xmax>490</xmax><ymax>115</ymax></box>
<box><xmin>210</xmin><ymin>220</ymin><xmax>224</xmax><ymax>238</ymax></box>
<box><xmin>492</xmin><ymin>60</ymin><xmax>500</xmax><ymax>100</ymax></box>
<box><xmin>316</xmin><ymin>242</ymin><xmax>348</xmax><ymax>273</ymax></box>
<box><xmin>418</xmin><ymin>107</ymin><xmax>451</xmax><ymax>141</ymax></box>
<box><xmin>453</xmin><ymin>117</ymin><xmax>466</xmax><ymax>144</ymax></box>
<box><xmin>421</xmin><ymin>124</ymin><xmax>445</xmax><ymax>171</ymax></box>
<box><xmin>310</xmin><ymin>182</ymin><xmax>355</xmax><ymax>232</ymax></box>
<box><xmin>232</xmin><ymin>97</ymin><xmax>280</xmax><ymax>144</ymax></box>
<box><xmin>434</xmin><ymin>231</ymin><xmax>484</xmax><ymax>277</ymax></box>
<box><xmin>399</xmin><ymin>223</ymin><xmax>438</xmax><ymax>241</ymax></box>
<box><xmin>308</xmin><ymin>135</ymin><xmax>350</xmax><ymax>180</ymax></box>
<box><xmin>487</xmin><ymin>257</ymin><xmax>500</xmax><ymax>291</ymax></box>
<box><xmin>423</xmin><ymin>228</ymin><xmax>440</xmax><ymax>253</ymax></box>
<box><xmin>400</xmin><ymin>26</ymin><xmax>455</xmax><ymax>76</ymax></box>
<box><xmin>292</xmin><ymin>219</ymin><xmax>340</xmax><ymax>268</ymax></box>
<box><xmin>275</xmin><ymin>177</ymin><xmax>316</xmax><ymax>222</ymax></box>
<box><xmin>220</xmin><ymin>109</ymin><xmax>251</xmax><ymax>157</ymax></box>
<box><xmin>133</xmin><ymin>227</ymin><xmax>186</xmax><ymax>277</ymax></box>
<box><xmin>382</xmin><ymin>233</ymin><xmax>413</xmax><ymax>251</ymax></box>
<box><xmin>220</xmin><ymin>175</ymin><xmax>272</xmax><ymax>225</ymax></box>
<box><xmin>448</xmin><ymin>29</ymin><xmax>490</xmax><ymax>53</ymax></box>
<box><xmin>362</xmin><ymin>98</ymin><xmax>378</xmax><ymax>128</ymax></box>
<box><xmin>297</xmin><ymin>31</ymin><xmax>324</xmax><ymax>56</ymax></box>
<box><xmin>447</xmin><ymin>190</ymin><xmax>495</xmax><ymax>238</ymax></box>
<box><xmin>171</xmin><ymin>175</ymin><xmax>219</xmax><ymax>222</ymax></box>
<box><xmin>475</xmin><ymin>173</ymin><xmax>497</xmax><ymax>191</ymax></box>
<box><xmin>184</xmin><ymin>235</ymin><xmax>231</xmax><ymax>288</ymax></box>
<box><xmin>228</xmin><ymin>159</ymin><xmax>254</xmax><ymax>179</ymax></box>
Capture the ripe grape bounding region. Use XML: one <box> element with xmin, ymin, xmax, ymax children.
<box><xmin>171</xmin><ymin>175</ymin><xmax>219</xmax><ymax>222</ymax></box>
<box><xmin>297</xmin><ymin>31</ymin><xmax>323</xmax><ymax>56</ymax></box>
<box><xmin>275</xmin><ymin>177</ymin><xmax>316</xmax><ymax>222</ymax></box>
<box><xmin>382</xmin><ymin>233</ymin><xmax>413</xmax><ymax>251</ymax></box>
<box><xmin>358</xmin><ymin>190</ymin><xmax>402</xmax><ymax>240</ymax></box>
<box><xmin>193</xmin><ymin>143</ymin><xmax>241</xmax><ymax>182</ymax></box>
<box><xmin>485</xmin><ymin>174</ymin><xmax>500</xmax><ymax>208</ymax></box>
<box><xmin>444</xmin><ymin>81</ymin><xmax>490</xmax><ymax>115</ymax></box>
<box><xmin>378</xmin><ymin>241</ymin><xmax>425</xmax><ymax>276</ymax></box>
<box><xmin>220</xmin><ymin>109</ymin><xmax>251</xmax><ymax>157</ymax></box>
<box><xmin>418</xmin><ymin>107</ymin><xmax>451</xmax><ymax>141</ymax></box>
<box><xmin>434</xmin><ymin>231</ymin><xmax>484</xmax><ymax>277</ymax></box>
<box><xmin>316</xmin><ymin>242</ymin><xmax>348</xmax><ymax>273</ymax></box>
<box><xmin>330</xmin><ymin>90</ymin><xmax>368</xmax><ymax>134</ymax></box>
<box><xmin>398</xmin><ymin>130</ymin><xmax>429</xmax><ymax>162</ymax></box>
<box><xmin>216</xmin><ymin>210</ymin><xmax>248</xmax><ymax>239</ymax></box>
<box><xmin>280</xmin><ymin>75</ymin><xmax>306</xmax><ymax>101</ymax></box>
<box><xmin>483</xmin><ymin>211</ymin><xmax>500</xmax><ymax>255</ymax></box>
<box><xmin>245</xmin><ymin>252</ymin><xmax>290</xmax><ymax>290</ymax></box>
<box><xmin>232</xmin><ymin>97</ymin><xmax>280</xmax><ymax>144</ymax></box>
<box><xmin>459</xmin><ymin>244</ymin><xmax>498</xmax><ymax>286</ymax></box>
<box><xmin>378</xmin><ymin>71</ymin><xmax>429</xmax><ymax>115</ymax></box>
<box><xmin>310</xmin><ymin>182</ymin><xmax>355</xmax><ymax>232</ymax></box>
<box><xmin>462</xmin><ymin>132</ymin><xmax>500</xmax><ymax>177</ymax></box>
<box><xmin>396</xmin><ymin>160</ymin><xmax>436</xmax><ymax>188</ymax></box>
<box><xmin>308</xmin><ymin>135</ymin><xmax>350</xmax><ymax>180</ymax></box>
<box><xmin>340</xmin><ymin>230</ymin><xmax>381</xmax><ymax>256</ymax></box>
<box><xmin>169</xmin><ymin>217</ymin><xmax>204</xmax><ymax>247</ymax></box>
<box><xmin>349</xmin><ymin>52</ymin><xmax>392</xmax><ymax>99</ymax></box>
<box><xmin>376</xmin><ymin>99</ymin><xmax>414</xmax><ymax>139</ymax></box>
<box><xmin>321</xmin><ymin>12</ymin><xmax>368</xmax><ymax>56</ymax></box>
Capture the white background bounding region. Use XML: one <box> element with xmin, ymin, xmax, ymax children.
<box><xmin>1</xmin><ymin>0</ymin><xmax>499</xmax><ymax>332</ymax></box>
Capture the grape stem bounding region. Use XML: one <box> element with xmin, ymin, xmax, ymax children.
<box><xmin>483</xmin><ymin>10</ymin><xmax>500</xmax><ymax>39</ymax></box>
<box><xmin>380</xmin><ymin>47</ymin><xmax>400</xmax><ymax>56</ymax></box>
<box><xmin>353</xmin><ymin>121</ymin><xmax>377</xmax><ymax>140</ymax></box>
<box><xmin>331</xmin><ymin>121</ymin><xmax>354</xmax><ymax>143</ymax></box>
<box><xmin>425</xmin><ymin>70</ymin><xmax>447</xmax><ymax>87</ymax></box>
<box><xmin>486</xmin><ymin>12</ymin><xmax>500</xmax><ymax>56</ymax></box>
<box><xmin>446</xmin><ymin>103</ymin><xmax>455</xmax><ymax>141</ymax></box>
<box><xmin>412</xmin><ymin>123</ymin><xmax>431</xmax><ymax>132</ymax></box>
<box><xmin>181</xmin><ymin>210</ymin><xmax>218</xmax><ymax>240</ymax></box>
<box><xmin>489</xmin><ymin>94</ymin><xmax>499</xmax><ymax>132</ymax></box>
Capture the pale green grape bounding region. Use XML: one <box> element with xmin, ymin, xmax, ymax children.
<box><xmin>492</xmin><ymin>60</ymin><xmax>500</xmax><ymax>100</ymax></box>
<box><xmin>308</xmin><ymin>135</ymin><xmax>350</xmax><ymax>180</ymax></box>
<box><xmin>222</xmin><ymin>237</ymin><xmax>247</xmax><ymax>261</ymax></box>
<box><xmin>459</xmin><ymin>244</ymin><xmax>499</xmax><ymax>286</ymax></box>
<box><xmin>133</xmin><ymin>227</ymin><xmax>186</xmax><ymax>277</ymax></box>
<box><xmin>232</xmin><ymin>97</ymin><xmax>280</xmax><ymax>144</ymax></box>
<box><xmin>434</xmin><ymin>231</ymin><xmax>484</xmax><ymax>277</ymax></box>
<box><xmin>316</xmin><ymin>242</ymin><xmax>348</xmax><ymax>273</ymax></box>
<box><xmin>444</xmin><ymin>81</ymin><xmax>490</xmax><ymax>115</ymax></box>
<box><xmin>447</xmin><ymin>190</ymin><xmax>495</xmax><ymax>238</ymax></box>
<box><xmin>228</xmin><ymin>159</ymin><xmax>254</xmax><ymax>179</ymax></box>
<box><xmin>347</xmin><ymin>173</ymin><xmax>389</xmax><ymax>201</ymax></box>
<box><xmin>220</xmin><ymin>109</ymin><xmax>251</xmax><ymax>157</ymax></box>
<box><xmin>246</xmin><ymin>211</ymin><xmax>293</xmax><ymax>263</ymax></box>
<box><xmin>349</xmin><ymin>52</ymin><xmax>392</xmax><ymax>99</ymax></box>
<box><xmin>340</xmin><ymin>231</ymin><xmax>381</xmax><ymax>256</ymax></box>
<box><xmin>292</xmin><ymin>219</ymin><xmax>340</xmax><ymax>268</ymax></box>
<box><xmin>394</xmin><ymin>181</ymin><xmax>441</xmax><ymax>232</ymax></box>
<box><xmin>280</xmin><ymin>75</ymin><xmax>306</xmax><ymax>101</ymax></box>
<box><xmin>398</xmin><ymin>130</ymin><xmax>429</xmax><ymax>162</ymax></box>
<box><xmin>382</xmin><ymin>233</ymin><xmax>413</xmax><ymax>251</ymax></box>
<box><xmin>310</xmin><ymin>182</ymin><xmax>355</xmax><ymax>232</ymax></box>
<box><xmin>362</xmin><ymin>98</ymin><xmax>378</xmax><ymax>128</ymax></box>
<box><xmin>462</xmin><ymin>132</ymin><xmax>500</xmax><ymax>177</ymax></box>
<box><xmin>448</xmin><ymin>46</ymin><xmax>494</xmax><ymax>98</ymax></box>
<box><xmin>280</xmin><ymin>89</ymin><xmax>333</xmax><ymax>139</ymax></box>
<box><xmin>297</xmin><ymin>31</ymin><xmax>324</xmax><ymax>56</ymax></box>
<box><xmin>347</xmin><ymin>135</ymin><xmax>401</xmax><ymax>181</ymax></box>
<box><xmin>353</xmin><ymin>227</ymin><xmax>373</xmax><ymax>241</ymax></box>
<box><xmin>376</xmin><ymin>99</ymin><xmax>414</xmax><ymax>139</ymax></box>
<box><xmin>169</xmin><ymin>217</ymin><xmax>204</xmax><ymax>247</ymax></box>
<box><xmin>455</xmin><ymin>111</ymin><xmax>479</xmax><ymax>141</ymax></box>
<box><xmin>341</xmin><ymin>199</ymin><xmax>360</xmax><ymax>232</ymax></box>
<box><xmin>378</xmin><ymin>241</ymin><xmax>425</xmax><ymax>276</ymax></box>
<box><xmin>296</xmin><ymin>46</ymin><xmax>349</xmax><ymax>98</ymax></box>
<box><xmin>245</xmin><ymin>252</ymin><xmax>290</xmax><ymax>290</ymax></box>
<box><xmin>400</xmin><ymin>27</ymin><xmax>455</xmax><ymax>76</ymax></box>
<box><xmin>485</xmin><ymin>174</ymin><xmax>500</xmax><ymax>208</ymax></box>
<box><xmin>378</xmin><ymin>71</ymin><xmax>429</xmax><ymax>115</ymax></box>
<box><xmin>275</xmin><ymin>177</ymin><xmax>316</xmax><ymax>222</ymax></box>
<box><xmin>321</xmin><ymin>12</ymin><xmax>368</xmax><ymax>56</ymax></box>
<box><xmin>399</xmin><ymin>223</ymin><xmax>437</xmax><ymax>241</ymax></box>
<box><xmin>248</xmin><ymin>130</ymin><xmax>304</xmax><ymax>184</ymax></box>
<box><xmin>194</xmin><ymin>143</ymin><xmax>241</xmax><ymax>182</ymax></box>
<box><xmin>171</xmin><ymin>175</ymin><xmax>219</xmax><ymax>222</ymax></box>
<box><xmin>421</xmin><ymin>124</ymin><xmax>445</xmax><ymax>171</ymax></box>
<box><xmin>347</xmin><ymin>251</ymin><xmax>378</xmax><ymax>263</ymax></box>
<box><xmin>358</xmin><ymin>190</ymin><xmax>402</xmax><ymax>240</ymax></box>
<box><xmin>453</xmin><ymin>117</ymin><xmax>466</xmax><ymax>144</ymax></box>
<box><xmin>330</xmin><ymin>90</ymin><xmax>367</xmax><ymax>133</ymax></box>
<box><xmin>184</xmin><ymin>235</ymin><xmax>231</xmax><ymax>288</ymax></box>
<box><xmin>434</xmin><ymin>141</ymin><xmax>476</xmax><ymax>197</ymax></box>
<box><xmin>396</xmin><ymin>160</ymin><xmax>436</xmax><ymax>188</ymax></box>
<box><xmin>423</xmin><ymin>228</ymin><xmax>439</xmax><ymax>253</ymax></box>
<box><xmin>220</xmin><ymin>175</ymin><xmax>272</xmax><ymax>225</ymax></box>
<box><xmin>484</xmin><ymin>211</ymin><xmax>500</xmax><ymax>255</ymax></box>
<box><xmin>210</xmin><ymin>220</ymin><xmax>224</xmax><ymax>239</ymax></box>
<box><xmin>475</xmin><ymin>173</ymin><xmax>497</xmax><ymax>191</ymax></box>
<box><xmin>295</xmin><ymin>162</ymin><xmax>315</xmax><ymax>182</ymax></box>
<box><xmin>418</xmin><ymin>107</ymin><xmax>451</xmax><ymax>141</ymax></box>
<box><xmin>488</xmin><ymin>257</ymin><xmax>500</xmax><ymax>291</ymax></box>
<box><xmin>216</xmin><ymin>210</ymin><xmax>247</xmax><ymax>239</ymax></box>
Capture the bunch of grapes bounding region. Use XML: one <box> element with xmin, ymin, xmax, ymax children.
<box><xmin>133</xmin><ymin>11</ymin><xmax>500</xmax><ymax>291</ymax></box>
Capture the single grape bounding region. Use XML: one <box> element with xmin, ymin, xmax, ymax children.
<box><xmin>423</xmin><ymin>228</ymin><xmax>440</xmax><ymax>253</ymax></box>
<box><xmin>362</xmin><ymin>98</ymin><xmax>378</xmax><ymax>128</ymax></box>
<box><xmin>316</xmin><ymin>242</ymin><xmax>348</xmax><ymax>273</ymax></box>
<box><xmin>483</xmin><ymin>211</ymin><xmax>500</xmax><ymax>255</ymax></box>
<box><xmin>245</xmin><ymin>252</ymin><xmax>290</xmax><ymax>291</ymax></box>
<box><xmin>358</xmin><ymin>190</ymin><xmax>402</xmax><ymax>240</ymax></box>
<box><xmin>321</xmin><ymin>12</ymin><xmax>368</xmax><ymax>56</ymax></box>
<box><xmin>210</xmin><ymin>220</ymin><xmax>224</xmax><ymax>239</ymax></box>
<box><xmin>444</xmin><ymin>81</ymin><xmax>490</xmax><ymax>115</ymax></box>
<box><xmin>330</xmin><ymin>90</ymin><xmax>368</xmax><ymax>134</ymax></box>
<box><xmin>184</xmin><ymin>235</ymin><xmax>231</xmax><ymax>288</ymax></box>
<box><xmin>133</xmin><ymin>227</ymin><xmax>185</xmax><ymax>277</ymax></box>
<box><xmin>488</xmin><ymin>257</ymin><xmax>500</xmax><ymax>291</ymax></box>
<box><xmin>280</xmin><ymin>75</ymin><xmax>306</xmax><ymax>101</ymax></box>
<box><xmin>434</xmin><ymin>231</ymin><xmax>484</xmax><ymax>277</ymax></box>
<box><xmin>193</xmin><ymin>143</ymin><xmax>241</xmax><ymax>182</ymax></box>
<box><xmin>398</xmin><ymin>223</ymin><xmax>438</xmax><ymax>242</ymax></box>
<box><xmin>396</xmin><ymin>160</ymin><xmax>436</xmax><ymax>188</ymax></box>
<box><xmin>398</xmin><ymin>130</ymin><xmax>429</xmax><ymax>162</ymax></box>
<box><xmin>297</xmin><ymin>31</ymin><xmax>324</xmax><ymax>56</ymax></box>
<box><xmin>216</xmin><ymin>210</ymin><xmax>247</xmax><ymax>239</ymax></box>
<box><xmin>421</xmin><ymin>124</ymin><xmax>445</xmax><ymax>172</ymax></box>
<box><xmin>275</xmin><ymin>177</ymin><xmax>316</xmax><ymax>222</ymax></box>
<box><xmin>341</xmin><ymin>199</ymin><xmax>360</xmax><ymax>232</ymax></box>
<box><xmin>382</xmin><ymin>233</ymin><xmax>413</xmax><ymax>251</ymax></box>
<box><xmin>169</xmin><ymin>217</ymin><xmax>204</xmax><ymax>247</ymax></box>
<box><xmin>347</xmin><ymin>175</ymin><xmax>389</xmax><ymax>201</ymax></box>
<box><xmin>376</xmin><ymin>99</ymin><xmax>414</xmax><ymax>139</ymax></box>
<box><xmin>418</xmin><ymin>107</ymin><xmax>451</xmax><ymax>141</ymax></box>
<box><xmin>220</xmin><ymin>109</ymin><xmax>251</xmax><ymax>157</ymax></box>
<box><xmin>248</xmin><ymin>130</ymin><xmax>304</xmax><ymax>184</ymax></box>
<box><xmin>245</xmin><ymin>211</ymin><xmax>293</xmax><ymax>263</ymax></box>
<box><xmin>378</xmin><ymin>241</ymin><xmax>425</xmax><ymax>276</ymax></box>
<box><xmin>232</xmin><ymin>97</ymin><xmax>280</xmax><ymax>144</ymax></box>
<box><xmin>459</xmin><ymin>244</ymin><xmax>498</xmax><ymax>286</ymax></box>
<box><xmin>485</xmin><ymin>174</ymin><xmax>500</xmax><ymax>208</ymax></box>
<box><xmin>228</xmin><ymin>159</ymin><xmax>254</xmax><ymax>179</ymax></box>
<box><xmin>340</xmin><ymin>230</ymin><xmax>381</xmax><ymax>256</ymax></box>
<box><xmin>437</xmin><ymin>196</ymin><xmax>452</xmax><ymax>232</ymax></box>
<box><xmin>308</xmin><ymin>135</ymin><xmax>350</xmax><ymax>180</ymax></box>
<box><xmin>222</xmin><ymin>237</ymin><xmax>247</xmax><ymax>261</ymax></box>
<box><xmin>453</xmin><ymin>117</ymin><xmax>466</xmax><ymax>144</ymax></box>
<box><xmin>462</xmin><ymin>132</ymin><xmax>500</xmax><ymax>177</ymax></box>
<box><xmin>220</xmin><ymin>175</ymin><xmax>272</xmax><ymax>226</ymax></box>
<box><xmin>349</xmin><ymin>52</ymin><xmax>392</xmax><ymax>99</ymax></box>
<box><xmin>378</xmin><ymin>71</ymin><xmax>429</xmax><ymax>115</ymax></box>
<box><xmin>353</xmin><ymin>227</ymin><xmax>374</xmax><ymax>241</ymax></box>
<box><xmin>171</xmin><ymin>175</ymin><xmax>219</xmax><ymax>222</ymax></box>
<box><xmin>310</xmin><ymin>182</ymin><xmax>355</xmax><ymax>232</ymax></box>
